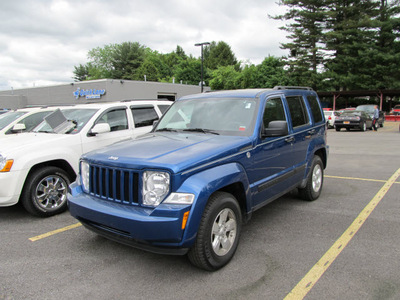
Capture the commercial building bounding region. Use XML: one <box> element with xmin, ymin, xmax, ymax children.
<box><xmin>0</xmin><ymin>79</ymin><xmax>210</xmax><ymax>109</ymax></box>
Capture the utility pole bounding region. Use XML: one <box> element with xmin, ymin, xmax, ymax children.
<box><xmin>195</xmin><ymin>42</ymin><xmax>210</xmax><ymax>92</ymax></box>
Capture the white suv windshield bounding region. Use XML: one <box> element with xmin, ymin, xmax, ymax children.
<box><xmin>155</xmin><ymin>98</ymin><xmax>258</xmax><ymax>136</ymax></box>
<box><xmin>0</xmin><ymin>111</ymin><xmax>27</xmax><ymax>130</ymax></box>
<box><xmin>34</xmin><ymin>108</ymin><xmax>98</xmax><ymax>134</ymax></box>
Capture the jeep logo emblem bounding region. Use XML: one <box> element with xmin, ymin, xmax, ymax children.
<box><xmin>108</xmin><ymin>156</ymin><xmax>119</xmax><ymax>160</ymax></box>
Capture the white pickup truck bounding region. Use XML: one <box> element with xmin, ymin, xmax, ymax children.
<box><xmin>0</xmin><ymin>100</ymin><xmax>172</xmax><ymax>217</ymax></box>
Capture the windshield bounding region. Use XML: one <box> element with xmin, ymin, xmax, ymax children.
<box><xmin>34</xmin><ymin>108</ymin><xmax>98</xmax><ymax>134</ymax></box>
<box><xmin>356</xmin><ymin>105</ymin><xmax>374</xmax><ymax>113</ymax></box>
<box><xmin>0</xmin><ymin>111</ymin><xmax>27</xmax><ymax>130</ymax></box>
<box><xmin>341</xmin><ymin>111</ymin><xmax>363</xmax><ymax>117</ymax></box>
<box><xmin>155</xmin><ymin>97</ymin><xmax>259</xmax><ymax>136</ymax></box>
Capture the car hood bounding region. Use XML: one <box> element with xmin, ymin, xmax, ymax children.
<box><xmin>0</xmin><ymin>132</ymin><xmax>75</xmax><ymax>155</ymax></box>
<box><xmin>84</xmin><ymin>133</ymin><xmax>253</xmax><ymax>174</ymax></box>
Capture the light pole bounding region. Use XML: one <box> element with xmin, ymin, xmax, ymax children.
<box><xmin>195</xmin><ymin>42</ymin><xmax>210</xmax><ymax>92</ymax></box>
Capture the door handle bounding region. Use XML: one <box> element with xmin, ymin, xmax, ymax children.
<box><xmin>285</xmin><ymin>136</ymin><xmax>295</xmax><ymax>143</ymax></box>
<box><xmin>308</xmin><ymin>129</ymin><xmax>316</xmax><ymax>135</ymax></box>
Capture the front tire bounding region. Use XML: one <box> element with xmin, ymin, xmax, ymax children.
<box><xmin>188</xmin><ymin>192</ymin><xmax>242</xmax><ymax>271</ymax></box>
<box><xmin>21</xmin><ymin>166</ymin><xmax>71</xmax><ymax>217</ymax></box>
<box><xmin>299</xmin><ymin>156</ymin><xmax>324</xmax><ymax>201</ymax></box>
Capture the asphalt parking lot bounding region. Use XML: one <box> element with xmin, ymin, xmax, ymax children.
<box><xmin>1</xmin><ymin>122</ymin><xmax>399</xmax><ymax>300</ymax></box>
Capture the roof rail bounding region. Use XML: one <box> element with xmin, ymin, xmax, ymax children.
<box><xmin>120</xmin><ymin>99</ymin><xmax>170</xmax><ymax>102</ymax></box>
<box><xmin>273</xmin><ymin>86</ymin><xmax>313</xmax><ymax>91</ymax></box>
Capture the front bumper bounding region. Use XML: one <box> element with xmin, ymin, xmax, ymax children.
<box><xmin>334</xmin><ymin>121</ymin><xmax>363</xmax><ymax>129</ymax></box>
<box><xmin>0</xmin><ymin>170</ymin><xmax>25</xmax><ymax>206</ymax></box>
<box><xmin>67</xmin><ymin>183</ymin><xmax>192</xmax><ymax>255</ymax></box>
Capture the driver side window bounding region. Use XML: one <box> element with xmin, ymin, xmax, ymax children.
<box><xmin>97</xmin><ymin>109</ymin><xmax>128</xmax><ymax>132</ymax></box>
<box><xmin>263</xmin><ymin>98</ymin><xmax>286</xmax><ymax>129</ymax></box>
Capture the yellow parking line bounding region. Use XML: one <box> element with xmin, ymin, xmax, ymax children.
<box><xmin>325</xmin><ymin>175</ymin><xmax>400</xmax><ymax>184</ymax></box>
<box><xmin>284</xmin><ymin>168</ymin><xmax>400</xmax><ymax>300</ymax></box>
<box><xmin>29</xmin><ymin>222</ymin><xmax>82</xmax><ymax>242</ymax></box>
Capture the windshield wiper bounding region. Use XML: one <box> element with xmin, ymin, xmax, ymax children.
<box><xmin>155</xmin><ymin>127</ymin><xmax>177</xmax><ymax>132</ymax></box>
<box><xmin>182</xmin><ymin>128</ymin><xmax>220</xmax><ymax>135</ymax></box>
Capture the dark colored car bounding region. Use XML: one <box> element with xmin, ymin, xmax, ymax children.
<box><xmin>355</xmin><ymin>104</ymin><xmax>384</xmax><ymax>127</ymax></box>
<box><xmin>334</xmin><ymin>110</ymin><xmax>373</xmax><ymax>131</ymax></box>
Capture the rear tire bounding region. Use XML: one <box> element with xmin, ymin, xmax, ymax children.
<box><xmin>21</xmin><ymin>166</ymin><xmax>70</xmax><ymax>217</ymax></box>
<box><xmin>188</xmin><ymin>192</ymin><xmax>242</xmax><ymax>271</ymax></box>
<box><xmin>299</xmin><ymin>156</ymin><xmax>324</xmax><ymax>201</ymax></box>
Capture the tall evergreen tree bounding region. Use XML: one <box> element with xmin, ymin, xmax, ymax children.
<box><xmin>273</xmin><ymin>0</ymin><xmax>327</xmax><ymax>89</ymax></box>
<box><xmin>373</xmin><ymin>0</ymin><xmax>400</xmax><ymax>89</ymax></box>
<box><xmin>324</xmin><ymin>0</ymin><xmax>380</xmax><ymax>90</ymax></box>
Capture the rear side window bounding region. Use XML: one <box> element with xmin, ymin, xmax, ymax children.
<box><xmin>307</xmin><ymin>95</ymin><xmax>323</xmax><ymax>123</ymax></box>
<box><xmin>286</xmin><ymin>96</ymin><xmax>309</xmax><ymax>128</ymax></box>
<box><xmin>131</xmin><ymin>107</ymin><xmax>159</xmax><ymax>128</ymax></box>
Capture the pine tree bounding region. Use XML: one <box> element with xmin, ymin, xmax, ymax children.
<box><xmin>273</xmin><ymin>0</ymin><xmax>327</xmax><ymax>89</ymax></box>
<box><xmin>324</xmin><ymin>0</ymin><xmax>380</xmax><ymax>90</ymax></box>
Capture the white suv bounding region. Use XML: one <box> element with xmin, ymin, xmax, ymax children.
<box><xmin>0</xmin><ymin>100</ymin><xmax>172</xmax><ymax>217</ymax></box>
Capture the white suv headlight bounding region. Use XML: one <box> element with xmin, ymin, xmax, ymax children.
<box><xmin>0</xmin><ymin>154</ymin><xmax>13</xmax><ymax>172</ymax></box>
<box><xmin>80</xmin><ymin>160</ymin><xmax>90</xmax><ymax>193</ymax></box>
<box><xmin>0</xmin><ymin>154</ymin><xmax>6</xmax><ymax>170</ymax></box>
<box><xmin>143</xmin><ymin>171</ymin><xmax>170</xmax><ymax>207</ymax></box>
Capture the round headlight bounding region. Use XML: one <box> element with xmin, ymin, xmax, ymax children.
<box><xmin>143</xmin><ymin>171</ymin><xmax>170</xmax><ymax>207</ymax></box>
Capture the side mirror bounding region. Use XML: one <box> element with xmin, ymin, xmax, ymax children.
<box><xmin>90</xmin><ymin>123</ymin><xmax>111</xmax><ymax>136</ymax></box>
<box><xmin>263</xmin><ymin>121</ymin><xmax>288</xmax><ymax>138</ymax></box>
<box><xmin>12</xmin><ymin>123</ymin><xmax>26</xmax><ymax>132</ymax></box>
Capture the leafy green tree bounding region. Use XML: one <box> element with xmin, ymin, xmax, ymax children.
<box><xmin>111</xmin><ymin>42</ymin><xmax>147</xmax><ymax>80</ymax></box>
<box><xmin>204</xmin><ymin>41</ymin><xmax>239</xmax><ymax>70</ymax></box>
<box><xmin>158</xmin><ymin>46</ymin><xmax>188</xmax><ymax>82</ymax></box>
<box><xmin>174</xmin><ymin>57</ymin><xmax>202</xmax><ymax>85</ymax></box>
<box><xmin>209</xmin><ymin>66</ymin><xmax>240</xmax><ymax>90</ymax></box>
<box><xmin>236</xmin><ymin>64</ymin><xmax>259</xmax><ymax>88</ymax></box>
<box><xmin>73</xmin><ymin>64</ymin><xmax>89</xmax><ymax>81</ymax></box>
<box><xmin>235</xmin><ymin>57</ymin><xmax>292</xmax><ymax>89</ymax></box>
<box><xmin>87</xmin><ymin>44</ymin><xmax>117</xmax><ymax>78</ymax></box>
<box><xmin>256</xmin><ymin>56</ymin><xmax>293</xmax><ymax>87</ymax></box>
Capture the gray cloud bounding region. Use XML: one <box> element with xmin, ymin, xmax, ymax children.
<box><xmin>0</xmin><ymin>0</ymin><xmax>288</xmax><ymax>90</ymax></box>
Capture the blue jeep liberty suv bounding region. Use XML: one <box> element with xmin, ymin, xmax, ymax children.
<box><xmin>68</xmin><ymin>87</ymin><xmax>328</xmax><ymax>271</ymax></box>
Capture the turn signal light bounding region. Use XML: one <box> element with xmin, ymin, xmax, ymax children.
<box><xmin>0</xmin><ymin>160</ymin><xmax>14</xmax><ymax>172</ymax></box>
<box><xmin>182</xmin><ymin>211</ymin><xmax>190</xmax><ymax>230</ymax></box>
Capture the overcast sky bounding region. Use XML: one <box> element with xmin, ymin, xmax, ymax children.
<box><xmin>0</xmin><ymin>0</ymin><xmax>289</xmax><ymax>91</ymax></box>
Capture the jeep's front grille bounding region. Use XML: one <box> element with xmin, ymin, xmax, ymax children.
<box><xmin>88</xmin><ymin>165</ymin><xmax>139</xmax><ymax>205</ymax></box>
